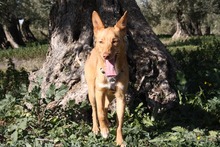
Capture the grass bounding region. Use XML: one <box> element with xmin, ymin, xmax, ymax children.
<box><xmin>0</xmin><ymin>43</ymin><xmax>48</xmax><ymax>60</ymax></box>
<box><xmin>159</xmin><ymin>35</ymin><xmax>220</xmax><ymax>53</ymax></box>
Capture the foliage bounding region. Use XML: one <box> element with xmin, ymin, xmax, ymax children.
<box><xmin>0</xmin><ymin>59</ymin><xmax>29</xmax><ymax>100</ymax></box>
<box><xmin>1</xmin><ymin>36</ymin><xmax>220</xmax><ymax>146</ymax></box>
<box><xmin>0</xmin><ymin>0</ymin><xmax>53</xmax><ymax>28</ymax></box>
<box><xmin>25</xmin><ymin>0</ymin><xmax>54</xmax><ymax>28</ymax></box>
<box><xmin>173</xmin><ymin>37</ymin><xmax>220</xmax><ymax>98</ymax></box>
<box><xmin>144</xmin><ymin>0</ymin><xmax>210</xmax><ymax>23</ymax></box>
<box><xmin>0</xmin><ymin>79</ymin><xmax>220</xmax><ymax>146</ymax></box>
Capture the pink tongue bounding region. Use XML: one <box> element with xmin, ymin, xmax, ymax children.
<box><xmin>105</xmin><ymin>58</ymin><xmax>117</xmax><ymax>77</ymax></box>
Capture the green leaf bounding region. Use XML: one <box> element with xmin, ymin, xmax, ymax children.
<box><xmin>168</xmin><ymin>135</ymin><xmax>178</xmax><ymax>141</ymax></box>
<box><xmin>25</xmin><ymin>142</ymin><xmax>32</xmax><ymax>147</ymax></box>
<box><xmin>11</xmin><ymin>129</ymin><xmax>18</xmax><ymax>143</ymax></box>
<box><xmin>55</xmin><ymin>85</ymin><xmax>68</xmax><ymax>100</ymax></box>
<box><xmin>54</xmin><ymin>137</ymin><xmax>60</xmax><ymax>143</ymax></box>
<box><xmin>19</xmin><ymin>118</ymin><xmax>27</xmax><ymax>130</ymax></box>
<box><xmin>135</xmin><ymin>103</ymin><xmax>143</xmax><ymax>112</ymax></box>
<box><xmin>171</xmin><ymin>126</ymin><xmax>187</xmax><ymax>133</ymax></box>
<box><xmin>149</xmin><ymin>137</ymin><xmax>163</xmax><ymax>143</ymax></box>
<box><xmin>176</xmin><ymin>70</ymin><xmax>187</xmax><ymax>85</ymax></box>
<box><xmin>8</xmin><ymin>124</ymin><xmax>17</xmax><ymax>132</ymax></box>
<box><xmin>46</xmin><ymin>84</ymin><xmax>56</xmax><ymax>98</ymax></box>
<box><xmin>209</xmin><ymin>131</ymin><xmax>218</xmax><ymax>137</ymax></box>
<box><xmin>142</xmin><ymin>118</ymin><xmax>153</xmax><ymax>126</ymax></box>
<box><xmin>193</xmin><ymin>128</ymin><xmax>203</xmax><ymax>135</ymax></box>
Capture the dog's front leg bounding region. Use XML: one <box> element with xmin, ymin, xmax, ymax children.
<box><xmin>95</xmin><ymin>89</ymin><xmax>109</xmax><ymax>138</ymax></box>
<box><xmin>88</xmin><ymin>89</ymin><xmax>99</xmax><ymax>134</ymax></box>
<box><xmin>115</xmin><ymin>91</ymin><xmax>126</xmax><ymax>146</ymax></box>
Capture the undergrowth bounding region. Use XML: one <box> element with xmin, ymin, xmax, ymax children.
<box><xmin>0</xmin><ymin>37</ymin><xmax>220</xmax><ymax>146</ymax></box>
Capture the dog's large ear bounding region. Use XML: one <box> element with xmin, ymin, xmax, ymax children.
<box><xmin>92</xmin><ymin>11</ymin><xmax>104</xmax><ymax>34</ymax></box>
<box><xmin>114</xmin><ymin>11</ymin><xmax>128</xmax><ymax>33</ymax></box>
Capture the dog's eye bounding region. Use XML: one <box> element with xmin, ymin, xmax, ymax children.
<box><xmin>99</xmin><ymin>40</ymin><xmax>103</xmax><ymax>44</ymax></box>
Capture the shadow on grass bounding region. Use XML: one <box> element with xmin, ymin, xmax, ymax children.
<box><xmin>149</xmin><ymin>103</ymin><xmax>220</xmax><ymax>135</ymax></box>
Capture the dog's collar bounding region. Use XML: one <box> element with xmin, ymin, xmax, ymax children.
<box><xmin>100</xmin><ymin>68</ymin><xmax>123</xmax><ymax>91</ymax></box>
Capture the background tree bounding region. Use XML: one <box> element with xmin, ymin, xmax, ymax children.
<box><xmin>0</xmin><ymin>0</ymin><xmax>25</xmax><ymax>48</ymax></box>
<box><xmin>140</xmin><ymin>0</ymin><xmax>220</xmax><ymax>38</ymax></box>
<box><xmin>136</xmin><ymin>0</ymin><xmax>161</xmax><ymax>26</ymax></box>
<box><xmin>0</xmin><ymin>0</ymin><xmax>52</xmax><ymax>49</ymax></box>
<box><xmin>203</xmin><ymin>0</ymin><xmax>220</xmax><ymax>35</ymax></box>
<box><xmin>25</xmin><ymin>0</ymin><xmax>54</xmax><ymax>39</ymax></box>
<box><xmin>30</xmin><ymin>0</ymin><xmax>177</xmax><ymax>112</ymax></box>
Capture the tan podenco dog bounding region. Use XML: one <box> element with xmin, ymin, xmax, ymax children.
<box><xmin>84</xmin><ymin>11</ymin><xmax>129</xmax><ymax>146</ymax></box>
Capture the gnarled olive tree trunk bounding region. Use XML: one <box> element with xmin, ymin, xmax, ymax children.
<box><xmin>30</xmin><ymin>0</ymin><xmax>177</xmax><ymax>111</ymax></box>
<box><xmin>172</xmin><ymin>9</ymin><xmax>202</xmax><ymax>40</ymax></box>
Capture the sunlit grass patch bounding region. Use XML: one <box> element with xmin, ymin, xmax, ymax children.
<box><xmin>159</xmin><ymin>35</ymin><xmax>220</xmax><ymax>53</ymax></box>
<box><xmin>168</xmin><ymin>45</ymin><xmax>198</xmax><ymax>54</ymax></box>
<box><xmin>0</xmin><ymin>44</ymin><xmax>48</xmax><ymax>60</ymax></box>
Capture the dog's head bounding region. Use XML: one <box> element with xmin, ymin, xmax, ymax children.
<box><xmin>92</xmin><ymin>11</ymin><xmax>128</xmax><ymax>60</ymax></box>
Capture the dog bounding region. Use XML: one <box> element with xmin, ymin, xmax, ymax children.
<box><xmin>84</xmin><ymin>11</ymin><xmax>129</xmax><ymax>146</ymax></box>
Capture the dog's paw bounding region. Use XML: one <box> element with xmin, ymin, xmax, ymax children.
<box><xmin>100</xmin><ymin>127</ymin><xmax>109</xmax><ymax>138</ymax></box>
<box><xmin>120</xmin><ymin>143</ymin><xmax>126</xmax><ymax>147</ymax></box>
<box><xmin>92</xmin><ymin>125</ymin><xmax>99</xmax><ymax>135</ymax></box>
<box><xmin>116</xmin><ymin>137</ymin><xmax>126</xmax><ymax>147</ymax></box>
<box><xmin>116</xmin><ymin>141</ymin><xmax>126</xmax><ymax>147</ymax></box>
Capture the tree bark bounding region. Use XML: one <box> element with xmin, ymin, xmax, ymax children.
<box><xmin>192</xmin><ymin>21</ymin><xmax>202</xmax><ymax>36</ymax></box>
<box><xmin>0</xmin><ymin>24</ymin><xmax>9</xmax><ymax>49</ymax></box>
<box><xmin>204</xmin><ymin>25</ymin><xmax>211</xmax><ymax>35</ymax></box>
<box><xmin>21</xmin><ymin>19</ymin><xmax>37</xmax><ymax>42</ymax></box>
<box><xmin>172</xmin><ymin>21</ymin><xmax>190</xmax><ymax>40</ymax></box>
<box><xmin>3</xmin><ymin>17</ymin><xmax>25</xmax><ymax>48</ymax></box>
<box><xmin>3</xmin><ymin>25</ymin><xmax>19</xmax><ymax>49</ymax></box>
<box><xmin>30</xmin><ymin>0</ymin><xmax>177</xmax><ymax>111</ymax></box>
